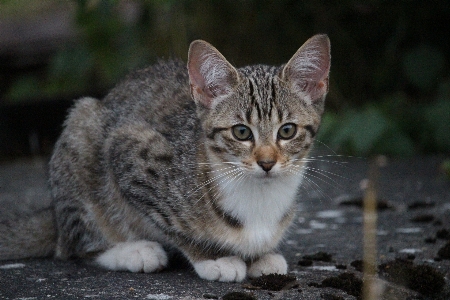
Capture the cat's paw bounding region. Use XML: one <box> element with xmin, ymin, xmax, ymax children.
<box><xmin>96</xmin><ymin>240</ymin><xmax>167</xmax><ymax>273</ymax></box>
<box><xmin>248</xmin><ymin>253</ymin><xmax>287</xmax><ymax>278</ymax></box>
<box><xmin>193</xmin><ymin>256</ymin><xmax>246</xmax><ymax>282</ymax></box>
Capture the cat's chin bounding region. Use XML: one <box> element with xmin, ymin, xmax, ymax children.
<box><xmin>253</xmin><ymin>171</ymin><xmax>281</xmax><ymax>180</ymax></box>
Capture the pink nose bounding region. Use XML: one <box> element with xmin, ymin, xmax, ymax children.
<box><xmin>257</xmin><ymin>160</ymin><xmax>276</xmax><ymax>172</ymax></box>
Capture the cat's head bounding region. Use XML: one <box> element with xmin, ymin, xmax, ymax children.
<box><xmin>187</xmin><ymin>35</ymin><xmax>330</xmax><ymax>178</ymax></box>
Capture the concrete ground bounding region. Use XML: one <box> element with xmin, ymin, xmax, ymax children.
<box><xmin>1</xmin><ymin>155</ymin><xmax>449</xmax><ymax>299</ymax></box>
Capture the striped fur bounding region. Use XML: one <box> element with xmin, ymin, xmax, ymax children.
<box><xmin>1</xmin><ymin>35</ymin><xmax>330</xmax><ymax>282</ymax></box>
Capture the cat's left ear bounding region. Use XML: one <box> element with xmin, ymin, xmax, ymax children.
<box><xmin>281</xmin><ymin>34</ymin><xmax>331</xmax><ymax>107</ymax></box>
<box><xmin>188</xmin><ymin>40</ymin><xmax>240</xmax><ymax>109</ymax></box>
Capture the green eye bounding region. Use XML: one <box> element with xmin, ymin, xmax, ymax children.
<box><xmin>278</xmin><ymin>123</ymin><xmax>297</xmax><ymax>140</ymax></box>
<box><xmin>232</xmin><ymin>125</ymin><xmax>253</xmax><ymax>141</ymax></box>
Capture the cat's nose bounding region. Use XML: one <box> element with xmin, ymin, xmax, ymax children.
<box><xmin>257</xmin><ymin>160</ymin><xmax>276</xmax><ymax>172</ymax></box>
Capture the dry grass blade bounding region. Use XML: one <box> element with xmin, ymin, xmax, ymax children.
<box><xmin>362</xmin><ymin>158</ymin><xmax>379</xmax><ymax>300</ymax></box>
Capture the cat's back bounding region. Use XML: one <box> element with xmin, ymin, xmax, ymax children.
<box><xmin>102</xmin><ymin>59</ymin><xmax>193</xmax><ymax>127</ymax></box>
<box><xmin>51</xmin><ymin>59</ymin><xmax>195</xmax><ymax>188</ymax></box>
<box><xmin>49</xmin><ymin>59</ymin><xmax>198</xmax><ymax>256</ymax></box>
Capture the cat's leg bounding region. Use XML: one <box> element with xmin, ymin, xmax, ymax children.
<box><xmin>96</xmin><ymin>241</ymin><xmax>168</xmax><ymax>273</ymax></box>
<box><xmin>179</xmin><ymin>243</ymin><xmax>247</xmax><ymax>282</ymax></box>
<box><xmin>192</xmin><ymin>256</ymin><xmax>247</xmax><ymax>282</ymax></box>
<box><xmin>53</xmin><ymin>202</ymin><xmax>107</xmax><ymax>259</ymax></box>
<box><xmin>94</xmin><ymin>124</ymin><xmax>173</xmax><ymax>273</ymax></box>
<box><xmin>50</xmin><ymin>97</ymin><xmax>109</xmax><ymax>259</ymax></box>
<box><xmin>247</xmin><ymin>253</ymin><xmax>288</xmax><ymax>278</ymax></box>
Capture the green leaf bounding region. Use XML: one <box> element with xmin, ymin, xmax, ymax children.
<box><xmin>316</xmin><ymin>112</ymin><xmax>338</xmax><ymax>141</ymax></box>
<box><xmin>351</xmin><ymin>107</ymin><xmax>389</xmax><ymax>154</ymax></box>
<box><xmin>374</xmin><ymin>129</ymin><xmax>415</xmax><ymax>156</ymax></box>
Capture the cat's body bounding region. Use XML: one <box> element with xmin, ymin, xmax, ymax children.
<box><xmin>0</xmin><ymin>35</ymin><xmax>330</xmax><ymax>282</ymax></box>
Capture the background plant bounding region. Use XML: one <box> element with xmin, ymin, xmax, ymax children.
<box><xmin>1</xmin><ymin>0</ymin><xmax>449</xmax><ymax>157</ymax></box>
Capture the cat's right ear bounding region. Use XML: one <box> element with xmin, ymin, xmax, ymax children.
<box><xmin>281</xmin><ymin>34</ymin><xmax>331</xmax><ymax>108</ymax></box>
<box><xmin>188</xmin><ymin>40</ymin><xmax>239</xmax><ymax>109</ymax></box>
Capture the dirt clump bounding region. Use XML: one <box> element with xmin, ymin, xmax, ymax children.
<box><xmin>298</xmin><ymin>259</ymin><xmax>313</xmax><ymax>266</ymax></box>
<box><xmin>350</xmin><ymin>260</ymin><xmax>363</xmax><ymax>272</ymax></box>
<box><xmin>320</xmin><ymin>272</ymin><xmax>363</xmax><ymax>300</ymax></box>
<box><xmin>321</xmin><ymin>293</ymin><xmax>345</xmax><ymax>300</ymax></box>
<box><xmin>339</xmin><ymin>197</ymin><xmax>393</xmax><ymax>210</ymax></box>
<box><xmin>249</xmin><ymin>273</ymin><xmax>298</xmax><ymax>291</ymax></box>
<box><xmin>378</xmin><ymin>258</ymin><xmax>445</xmax><ymax>296</ymax></box>
<box><xmin>302</xmin><ymin>251</ymin><xmax>333</xmax><ymax>262</ymax></box>
<box><xmin>407</xmin><ymin>201</ymin><xmax>435</xmax><ymax>209</ymax></box>
<box><xmin>221</xmin><ymin>291</ymin><xmax>256</xmax><ymax>300</ymax></box>
<box><xmin>410</xmin><ymin>214</ymin><xmax>434</xmax><ymax>223</ymax></box>
<box><xmin>436</xmin><ymin>228</ymin><xmax>450</xmax><ymax>240</ymax></box>
<box><xmin>437</xmin><ymin>240</ymin><xmax>450</xmax><ymax>259</ymax></box>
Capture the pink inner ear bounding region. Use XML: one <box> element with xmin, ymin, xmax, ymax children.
<box><xmin>283</xmin><ymin>35</ymin><xmax>331</xmax><ymax>102</ymax></box>
<box><xmin>317</xmin><ymin>80</ymin><xmax>325</xmax><ymax>90</ymax></box>
<box><xmin>188</xmin><ymin>40</ymin><xmax>239</xmax><ymax>108</ymax></box>
<box><xmin>188</xmin><ymin>56</ymin><xmax>218</xmax><ymax>108</ymax></box>
<box><xmin>188</xmin><ymin>62</ymin><xmax>206</xmax><ymax>91</ymax></box>
<box><xmin>309</xmin><ymin>78</ymin><xmax>328</xmax><ymax>100</ymax></box>
<box><xmin>191</xmin><ymin>84</ymin><xmax>214</xmax><ymax>108</ymax></box>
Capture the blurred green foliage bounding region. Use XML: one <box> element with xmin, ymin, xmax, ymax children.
<box><xmin>2</xmin><ymin>0</ymin><xmax>450</xmax><ymax>156</ymax></box>
<box><xmin>442</xmin><ymin>160</ymin><xmax>450</xmax><ymax>179</ymax></box>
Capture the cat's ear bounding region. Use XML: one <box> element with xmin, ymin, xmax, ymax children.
<box><xmin>188</xmin><ymin>40</ymin><xmax>239</xmax><ymax>109</ymax></box>
<box><xmin>281</xmin><ymin>34</ymin><xmax>330</xmax><ymax>106</ymax></box>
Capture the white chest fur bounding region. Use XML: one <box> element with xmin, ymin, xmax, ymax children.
<box><xmin>218</xmin><ymin>173</ymin><xmax>303</xmax><ymax>256</ymax></box>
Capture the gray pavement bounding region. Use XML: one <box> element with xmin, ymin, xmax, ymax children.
<box><xmin>1</xmin><ymin>155</ymin><xmax>450</xmax><ymax>299</ymax></box>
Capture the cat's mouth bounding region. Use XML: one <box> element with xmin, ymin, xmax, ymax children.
<box><xmin>254</xmin><ymin>170</ymin><xmax>278</xmax><ymax>179</ymax></box>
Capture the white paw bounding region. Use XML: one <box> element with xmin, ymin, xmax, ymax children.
<box><xmin>248</xmin><ymin>253</ymin><xmax>287</xmax><ymax>278</ymax></box>
<box><xmin>96</xmin><ymin>240</ymin><xmax>167</xmax><ymax>273</ymax></box>
<box><xmin>193</xmin><ymin>256</ymin><xmax>246</xmax><ymax>282</ymax></box>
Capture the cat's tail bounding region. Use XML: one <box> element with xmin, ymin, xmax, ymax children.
<box><xmin>0</xmin><ymin>207</ymin><xmax>56</xmax><ymax>260</ymax></box>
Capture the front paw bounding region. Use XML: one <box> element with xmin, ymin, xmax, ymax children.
<box><xmin>248</xmin><ymin>253</ymin><xmax>287</xmax><ymax>278</ymax></box>
<box><xmin>193</xmin><ymin>256</ymin><xmax>246</xmax><ymax>282</ymax></box>
<box><xmin>96</xmin><ymin>240</ymin><xmax>167</xmax><ymax>273</ymax></box>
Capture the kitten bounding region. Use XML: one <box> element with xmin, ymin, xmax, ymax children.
<box><xmin>0</xmin><ymin>34</ymin><xmax>330</xmax><ymax>282</ymax></box>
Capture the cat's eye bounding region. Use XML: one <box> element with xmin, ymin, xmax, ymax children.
<box><xmin>278</xmin><ymin>123</ymin><xmax>297</xmax><ymax>140</ymax></box>
<box><xmin>232</xmin><ymin>125</ymin><xmax>253</xmax><ymax>141</ymax></box>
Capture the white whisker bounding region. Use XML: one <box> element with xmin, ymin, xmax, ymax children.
<box><xmin>186</xmin><ymin>169</ymin><xmax>239</xmax><ymax>200</ymax></box>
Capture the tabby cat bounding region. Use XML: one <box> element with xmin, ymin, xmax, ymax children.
<box><xmin>0</xmin><ymin>34</ymin><xmax>330</xmax><ymax>282</ymax></box>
